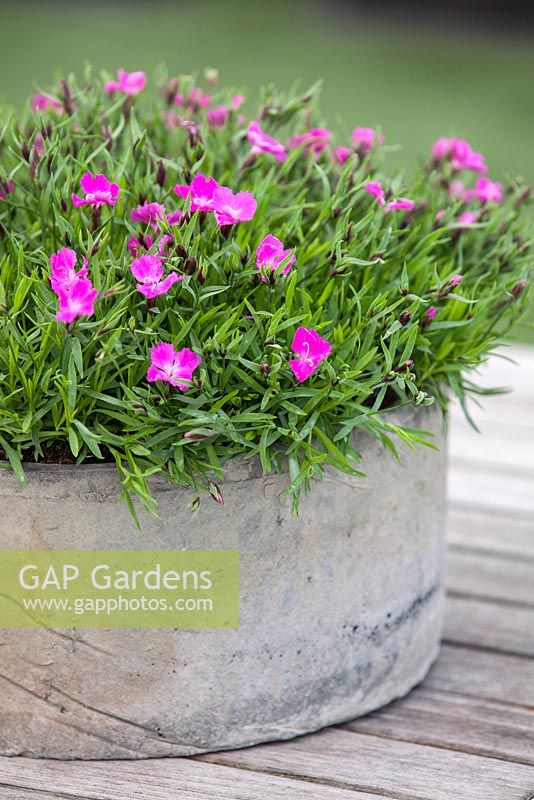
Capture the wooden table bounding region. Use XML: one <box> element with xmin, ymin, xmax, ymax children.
<box><xmin>1</xmin><ymin>346</ymin><xmax>533</xmax><ymax>799</ymax></box>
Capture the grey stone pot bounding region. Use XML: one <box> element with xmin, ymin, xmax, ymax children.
<box><xmin>0</xmin><ymin>404</ymin><xmax>446</xmax><ymax>759</ymax></box>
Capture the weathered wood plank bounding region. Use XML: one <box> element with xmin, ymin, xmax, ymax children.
<box><xmin>426</xmin><ymin>643</ymin><xmax>534</xmax><ymax>705</ymax></box>
<box><xmin>200</xmin><ymin>728</ymin><xmax>534</xmax><ymax>800</ymax></box>
<box><xmin>342</xmin><ymin>686</ymin><xmax>534</xmax><ymax>765</ymax></box>
<box><xmin>447</xmin><ymin>548</ymin><xmax>534</xmax><ymax>606</ymax></box>
<box><xmin>449</xmin><ymin>417</ymin><xmax>534</xmax><ymax>470</ymax></box>
<box><xmin>444</xmin><ymin>594</ymin><xmax>534</xmax><ymax>656</ymax></box>
<box><xmin>0</xmin><ymin>757</ymin><xmax>385</xmax><ymax>800</ymax></box>
<box><xmin>448</xmin><ymin>460</ymin><xmax>534</xmax><ymax>515</ymax></box>
<box><xmin>447</xmin><ymin>506</ymin><xmax>534</xmax><ymax>558</ymax></box>
<box><xmin>0</xmin><ymin>790</ymin><xmax>69</xmax><ymax>800</ymax></box>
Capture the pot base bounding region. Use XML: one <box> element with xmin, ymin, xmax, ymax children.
<box><xmin>0</xmin><ymin>405</ymin><xmax>446</xmax><ymax>759</ymax></box>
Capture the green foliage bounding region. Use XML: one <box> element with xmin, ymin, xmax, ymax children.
<box><xmin>0</xmin><ymin>68</ymin><xmax>531</xmax><ymax>523</ymax></box>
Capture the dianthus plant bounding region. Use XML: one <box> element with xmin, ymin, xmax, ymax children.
<box><xmin>0</xmin><ymin>67</ymin><xmax>530</xmax><ymax>524</ymax></box>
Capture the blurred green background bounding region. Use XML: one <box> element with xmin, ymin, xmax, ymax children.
<box><xmin>0</xmin><ymin>0</ymin><xmax>532</xmax><ymax>341</ymax></box>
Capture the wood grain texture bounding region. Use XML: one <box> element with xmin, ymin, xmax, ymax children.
<box><xmin>447</xmin><ymin>548</ymin><xmax>534</xmax><ymax>606</ymax></box>
<box><xmin>447</xmin><ymin>506</ymin><xmax>534</xmax><ymax>558</ymax></box>
<box><xmin>343</xmin><ymin>687</ymin><xmax>534</xmax><ymax>765</ymax></box>
<box><xmin>0</xmin><ymin>757</ymin><xmax>383</xmax><ymax>800</ymax></box>
<box><xmin>444</xmin><ymin>594</ymin><xmax>534</xmax><ymax>656</ymax></box>
<box><xmin>0</xmin><ymin>791</ymin><xmax>70</xmax><ymax>800</ymax></box>
<box><xmin>448</xmin><ymin>460</ymin><xmax>534</xmax><ymax>515</ymax></box>
<box><xmin>426</xmin><ymin>644</ymin><xmax>534</xmax><ymax>705</ymax></box>
<box><xmin>200</xmin><ymin>728</ymin><xmax>534</xmax><ymax>800</ymax></box>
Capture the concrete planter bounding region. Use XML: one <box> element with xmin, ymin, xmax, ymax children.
<box><xmin>0</xmin><ymin>404</ymin><xmax>446</xmax><ymax>759</ymax></box>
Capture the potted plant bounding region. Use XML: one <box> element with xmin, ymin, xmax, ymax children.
<box><xmin>0</xmin><ymin>67</ymin><xmax>529</xmax><ymax>759</ymax></box>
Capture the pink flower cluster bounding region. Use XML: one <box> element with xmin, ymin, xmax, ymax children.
<box><xmin>127</xmin><ymin>201</ymin><xmax>183</xmax><ymax>258</ymax></box>
<box><xmin>242</xmin><ymin>123</ymin><xmax>384</xmax><ymax>165</ymax></box>
<box><xmin>431</xmin><ymin>138</ymin><xmax>503</xmax><ymax>227</ymax></box>
<box><xmin>353</xmin><ymin>127</ymin><xmax>384</xmax><ymax>154</ymax></box>
<box><xmin>450</xmin><ymin>177</ymin><xmax>503</xmax><ymax>205</ymax></box>
<box><xmin>174</xmin><ymin>87</ymin><xmax>212</xmax><ymax>111</ymax></box>
<box><xmin>432</xmin><ymin>137</ymin><xmax>487</xmax><ymax>174</ymax></box>
<box><xmin>49</xmin><ymin>248</ymin><xmax>98</xmax><ymax>323</ymax></box>
<box><xmin>289</xmin><ymin>127</ymin><xmax>332</xmax><ymax>158</ymax></box>
<box><xmin>174</xmin><ymin>174</ymin><xmax>257</xmax><ymax>227</ymax></box>
<box><xmin>207</xmin><ymin>95</ymin><xmax>245</xmax><ymax>128</ymax></box>
<box><xmin>105</xmin><ymin>70</ymin><xmax>146</xmax><ymax>97</ymax></box>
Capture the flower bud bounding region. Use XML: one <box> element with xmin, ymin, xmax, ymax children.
<box><xmin>399</xmin><ymin>311</ymin><xmax>412</xmax><ymax>326</ymax></box>
<box><xmin>156</xmin><ymin>161</ymin><xmax>166</xmax><ymax>188</ymax></box>
<box><xmin>208</xmin><ymin>480</ymin><xmax>224</xmax><ymax>505</ymax></box>
<box><xmin>511</xmin><ymin>279</ymin><xmax>528</xmax><ymax>300</ymax></box>
<box><xmin>184</xmin><ymin>256</ymin><xmax>197</xmax><ymax>275</ymax></box>
<box><xmin>396</xmin><ymin>359</ymin><xmax>414</xmax><ymax>373</ymax></box>
<box><xmin>422</xmin><ymin>306</ymin><xmax>436</xmax><ymax>327</ymax></box>
<box><xmin>204</xmin><ymin>67</ymin><xmax>219</xmax><ymax>87</ymax></box>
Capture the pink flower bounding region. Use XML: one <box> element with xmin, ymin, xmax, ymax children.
<box><xmin>231</xmin><ymin>95</ymin><xmax>245</xmax><ymax>110</ymax></box>
<box><xmin>449</xmin><ymin>179</ymin><xmax>466</xmax><ymax>200</ymax></box>
<box><xmin>206</xmin><ymin>96</ymin><xmax>244</xmax><ymax>127</ymax></box>
<box><xmin>332</xmin><ymin>146</ymin><xmax>352</xmax><ymax>165</ymax></box>
<box><xmin>147</xmin><ymin>343</ymin><xmax>201</xmax><ymax>391</ymax></box>
<box><xmin>289</xmin><ymin>128</ymin><xmax>332</xmax><ymax>158</ymax></box>
<box><xmin>458</xmin><ymin>211</ymin><xmax>478</xmax><ymax>227</ymax></box>
<box><xmin>423</xmin><ymin>306</ymin><xmax>436</xmax><ymax>325</ymax></box>
<box><xmin>49</xmin><ymin>247</ymin><xmax>97</xmax><ymax>324</ymax></box>
<box><xmin>72</xmin><ymin>172</ymin><xmax>120</xmax><ymax>207</ymax></box>
<box><xmin>449</xmin><ymin>274</ymin><xmax>463</xmax><ymax>287</ymax></box>
<box><xmin>105</xmin><ymin>69</ymin><xmax>146</xmax><ymax>96</ymax></box>
<box><xmin>0</xmin><ymin>180</ymin><xmax>14</xmax><ymax>201</ymax></box>
<box><xmin>31</xmin><ymin>94</ymin><xmax>63</xmax><ymax>114</ymax></box>
<box><xmin>166</xmin><ymin>209</ymin><xmax>183</xmax><ymax>225</ymax></box>
<box><xmin>55</xmin><ymin>279</ymin><xmax>99</xmax><ymax>324</ymax></box>
<box><xmin>213</xmin><ymin>186</ymin><xmax>257</xmax><ymax>227</ymax></box>
<box><xmin>33</xmin><ymin>132</ymin><xmax>46</xmax><ymax>159</ymax></box>
<box><xmin>432</xmin><ymin>137</ymin><xmax>488</xmax><ymax>174</ymax></box>
<box><xmin>174</xmin><ymin>174</ymin><xmax>219</xmax><ymax>212</ymax></box>
<box><xmin>450</xmin><ymin>139</ymin><xmax>487</xmax><ymax>174</ymax></box>
<box><xmin>174</xmin><ymin>88</ymin><xmax>212</xmax><ymax>110</ymax></box>
<box><xmin>206</xmin><ymin>106</ymin><xmax>229</xmax><ymax>127</ymax></box>
<box><xmin>247</xmin><ymin>121</ymin><xmax>287</xmax><ymax>162</ymax></box>
<box><xmin>365</xmin><ymin>180</ymin><xmax>385</xmax><ymax>206</ymax></box>
<box><xmin>131</xmin><ymin>202</ymin><xmax>166</xmax><ymax>230</ymax></box>
<box><xmin>128</xmin><ymin>233</ymin><xmax>174</xmax><ymax>258</ymax></box>
<box><xmin>128</xmin><ymin>234</ymin><xmax>154</xmax><ymax>257</ymax></box>
<box><xmin>49</xmin><ymin>247</ymin><xmax>88</xmax><ymax>294</ymax></box>
<box><xmin>385</xmin><ymin>198</ymin><xmax>415</xmax><ymax>212</ymax></box>
<box><xmin>130</xmin><ymin>254</ymin><xmax>182</xmax><ymax>299</ymax></box>
<box><xmin>289</xmin><ymin>327</ymin><xmax>331</xmax><ymax>383</ymax></box>
<box><xmin>353</xmin><ymin>127</ymin><xmax>383</xmax><ymax>153</ymax></box>
<box><xmin>432</xmin><ymin>137</ymin><xmax>452</xmax><ymax>159</ymax></box>
<box><xmin>474</xmin><ymin>177</ymin><xmax>503</xmax><ymax>203</ymax></box>
<box><xmin>256</xmin><ymin>235</ymin><xmax>295</xmax><ymax>281</ymax></box>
